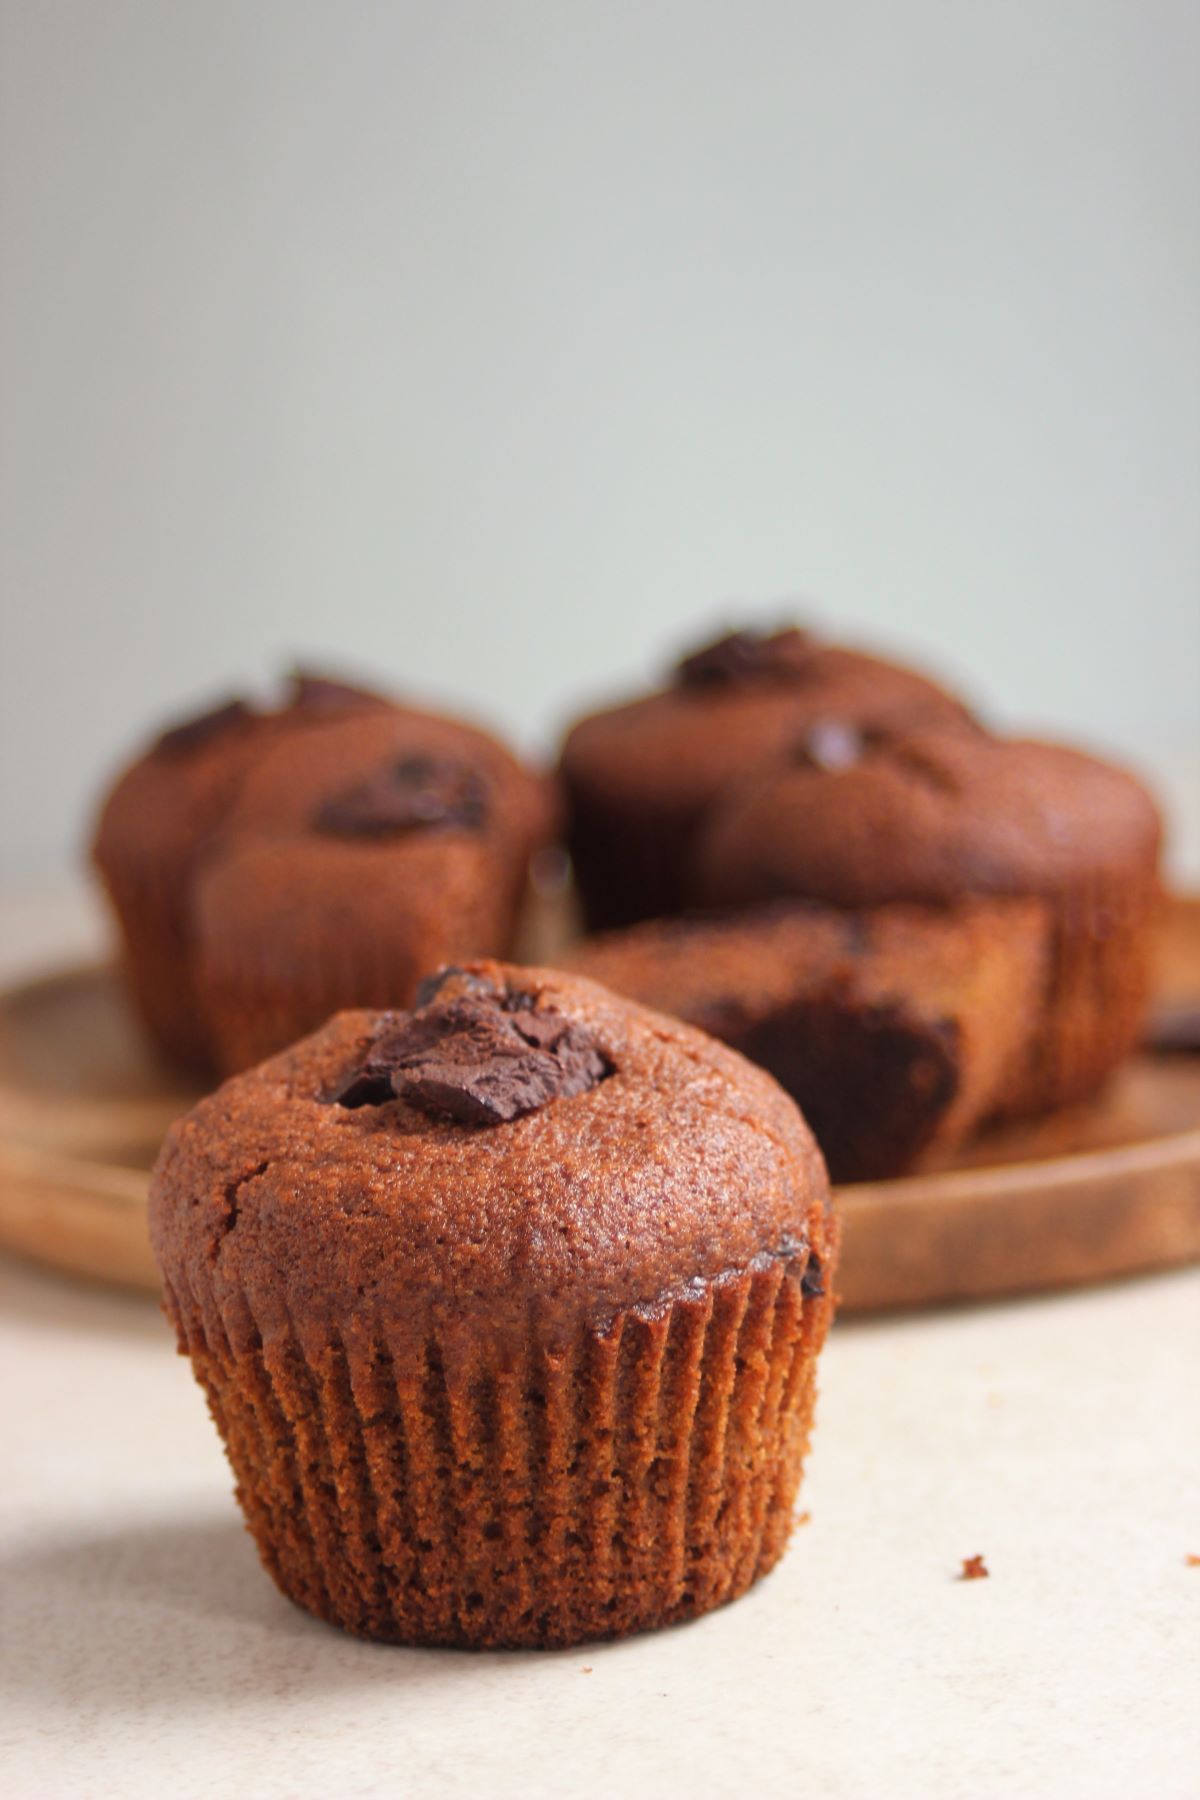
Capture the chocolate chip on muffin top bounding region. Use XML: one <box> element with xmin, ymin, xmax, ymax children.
<box><xmin>151</xmin><ymin>668</ymin><xmax>385</xmax><ymax>759</ymax></box>
<box><xmin>327</xmin><ymin>966</ymin><xmax>611</xmax><ymax>1123</ymax></box>
<box><xmin>154</xmin><ymin>698</ymin><xmax>255</xmax><ymax>756</ymax></box>
<box><xmin>314</xmin><ymin>756</ymin><xmax>489</xmax><ymax>837</ymax></box>
<box><xmin>676</xmin><ymin>626</ymin><xmax>818</xmax><ymax>687</ymax></box>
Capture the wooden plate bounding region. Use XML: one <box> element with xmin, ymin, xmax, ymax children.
<box><xmin>2</xmin><ymin>902</ymin><xmax>1199</xmax><ymax>1311</ymax></box>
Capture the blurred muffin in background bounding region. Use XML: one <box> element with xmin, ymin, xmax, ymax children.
<box><xmin>91</xmin><ymin>670</ymin><xmax>552</xmax><ymax>1074</ymax></box>
<box><xmin>558</xmin><ymin>622</ymin><xmax>973</xmax><ymax>931</ymax></box>
<box><xmin>565</xmin><ymin>897</ymin><xmax>1049</xmax><ymax>1182</ymax></box>
<box><xmin>91</xmin><ymin>672</ymin><xmax>391</xmax><ymax>1070</ymax></box>
<box><xmin>692</xmin><ymin>719</ymin><xmax>1163</xmax><ymax>1115</ymax></box>
<box><xmin>193</xmin><ymin>704</ymin><xmax>551</xmax><ymax>1072</ymax></box>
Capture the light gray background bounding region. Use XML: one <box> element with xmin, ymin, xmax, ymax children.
<box><xmin>2</xmin><ymin>0</ymin><xmax>1197</xmax><ymax>882</ymax></box>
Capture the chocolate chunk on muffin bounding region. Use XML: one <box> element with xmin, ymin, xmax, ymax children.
<box><xmin>691</xmin><ymin>722</ymin><xmax>1163</xmax><ymax>1114</ymax></box>
<box><xmin>191</xmin><ymin>707</ymin><xmax>552</xmax><ymax>1073</ymax></box>
<box><xmin>565</xmin><ymin>900</ymin><xmax>1048</xmax><ymax>1181</ymax></box>
<box><xmin>558</xmin><ymin>623</ymin><xmax>972</xmax><ymax>929</ymax></box>
<box><xmin>91</xmin><ymin>671</ymin><xmax>389</xmax><ymax>1070</ymax></box>
<box><xmin>150</xmin><ymin>961</ymin><xmax>837</xmax><ymax>1649</ymax></box>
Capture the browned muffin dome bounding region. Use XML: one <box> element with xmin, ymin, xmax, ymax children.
<box><xmin>192</xmin><ymin>707</ymin><xmax>551</xmax><ymax>1072</ymax></box>
<box><xmin>91</xmin><ymin>672</ymin><xmax>392</xmax><ymax>1069</ymax></box>
<box><xmin>151</xmin><ymin>961</ymin><xmax>837</xmax><ymax>1650</ymax></box>
<box><xmin>558</xmin><ymin>623</ymin><xmax>972</xmax><ymax>929</ymax></box>
<box><xmin>691</xmin><ymin>722</ymin><xmax>1163</xmax><ymax>1112</ymax></box>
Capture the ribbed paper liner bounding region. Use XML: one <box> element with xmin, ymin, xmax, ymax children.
<box><xmin>995</xmin><ymin>879</ymin><xmax>1159</xmax><ymax>1119</ymax></box>
<box><xmin>164</xmin><ymin>1255</ymin><xmax>831</xmax><ymax>1649</ymax></box>
<box><xmin>96</xmin><ymin>859</ymin><xmax>214</xmax><ymax>1072</ymax></box>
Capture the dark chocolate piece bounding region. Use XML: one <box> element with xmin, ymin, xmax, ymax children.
<box><xmin>154</xmin><ymin>698</ymin><xmax>252</xmax><ymax>756</ymax></box>
<box><xmin>801</xmin><ymin>1253</ymin><xmax>825</xmax><ymax>1298</ymax></box>
<box><xmin>315</xmin><ymin>756</ymin><xmax>488</xmax><ymax>837</ymax></box>
<box><xmin>287</xmin><ymin>669</ymin><xmax>382</xmax><ymax>714</ymax></box>
<box><xmin>676</xmin><ymin>627</ymin><xmax>815</xmax><ymax>688</ymax></box>
<box><xmin>328</xmin><ymin>989</ymin><xmax>611</xmax><ymax>1124</ymax></box>
<box><xmin>413</xmin><ymin>965</ymin><xmax>500</xmax><ymax>1008</ymax></box>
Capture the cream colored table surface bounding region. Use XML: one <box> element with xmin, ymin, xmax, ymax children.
<box><xmin>2</xmin><ymin>892</ymin><xmax>1198</xmax><ymax>1800</ymax></box>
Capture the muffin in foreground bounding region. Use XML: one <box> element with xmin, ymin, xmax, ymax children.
<box><xmin>150</xmin><ymin>961</ymin><xmax>837</xmax><ymax>1649</ymax></box>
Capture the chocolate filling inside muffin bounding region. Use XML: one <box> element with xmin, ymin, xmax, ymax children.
<box><xmin>727</xmin><ymin>999</ymin><xmax>962</xmax><ymax>1182</ymax></box>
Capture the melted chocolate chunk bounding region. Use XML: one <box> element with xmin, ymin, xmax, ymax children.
<box><xmin>154</xmin><ymin>698</ymin><xmax>252</xmax><ymax>756</ymax></box>
<box><xmin>800</xmin><ymin>1253</ymin><xmax>825</xmax><ymax>1299</ymax></box>
<box><xmin>287</xmin><ymin>669</ymin><xmax>382</xmax><ymax>714</ymax></box>
<box><xmin>315</xmin><ymin>756</ymin><xmax>488</xmax><ymax>837</ymax></box>
<box><xmin>328</xmin><ymin>985</ymin><xmax>611</xmax><ymax>1125</ymax></box>
<box><xmin>676</xmin><ymin>627</ymin><xmax>815</xmax><ymax>688</ymax></box>
<box><xmin>413</xmin><ymin>965</ymin><xmax>500</xmax><ymax>1008</ymax></box>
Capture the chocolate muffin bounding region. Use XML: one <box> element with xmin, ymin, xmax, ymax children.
<box><xmin>150</xmin><ymin>962</ymin><xmax>837</xmax><ymax>1650</ymax></box>
<box><xmin>192</xmin><ymin>708</ymin><xmax>551</xmax><ymax>1072</ymax></box>
<box><xmin>91</xmin><ymin>672</ymin><xmax>390</xmax><ymax>1070</ymax></box>
<box><xmin>565</xmin><ymin>900</ymin><xmax>1048</xmax><ymax>1181</ymax></box>
<box><xmin>558</xmin><ymin>623</ymin><xmax>972</xmax><ymax>929</ymax></box>
<box><xmin>692</xmin><ymin>722</ymin><xmax>1163</xmax><ymax>1115</ymax></box>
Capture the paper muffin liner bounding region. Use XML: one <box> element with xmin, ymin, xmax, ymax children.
<box><xmin>94</xmin><ymin>858</ymin><xmax>215</xmax><ymax>1072</ymax></box>
<box><xmin>994</xmin><ymin>874</ymin><xmax>1161</xmax><ymax>1118</ymax></box>
<box><xmin>162</xmin><ymin>1245</ymin><xmax>835</xmax><ymax>1649</ymax></box>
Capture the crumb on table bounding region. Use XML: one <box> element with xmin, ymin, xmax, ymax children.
<box><xmin>959</xmin><ymin>1554</ymin><xmax>989</xmax><ymax>1581</ymax></box>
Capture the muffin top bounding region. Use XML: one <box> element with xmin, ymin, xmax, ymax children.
<box><xmin>150</xmin><ymin>962</ymin><xmax>831</xmax><ymax>1371</ymax></box>
<box><xmin>559</xmin><ymin>624</ymin><xmax>971</xmax><ymax>821</ymax></box>
<box><xmin>91</xmin><ymin>669</ymin><xmax>393</xmax><ymax>881</ymax></box>
<box><xmin>189</xmin><ymin>708</ymin><xmax>552</xmax><ymax>1049</ymax></box>
<box><xmin>201</xmin><ymin>698</ymin><xmax>549</xmax><ymax>868</ymax></box>
<box><xmin>691</xmin><ymin>721</ymin><xmax>1162</xmax><ymax>911</ymax></box>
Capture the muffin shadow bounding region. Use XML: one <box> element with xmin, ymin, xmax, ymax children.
<box><xmin>0</xmin><ymin>1512</ymin><xmax>559</xmax><ymax>1714</ymax></box>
